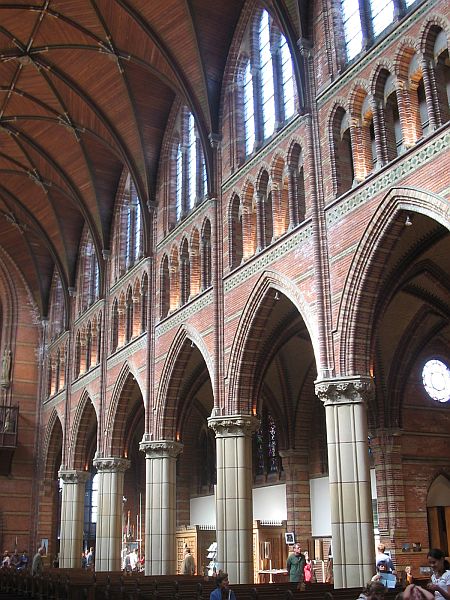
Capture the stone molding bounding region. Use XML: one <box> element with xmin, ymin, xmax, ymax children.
<box><xmin>139</xmin><ymin>439</ymin><xmax>184</xmax><ymax>459</ymax></box>
<box><xmin>58</xmin><ymin>469</ymin><xmax>90</xmax><ymax>484</ymax></box>
<box><xmin>93</xmin><ymin>457</ymin><xmax>131</xmax><ymax>473</ymax></box>
<box><xmin>315</xmin><ymin>376</ymin><xmax>374</xmax><ymax>405</ymax></box>
<box><xmin>208</xmin><ymin>414</ymin><xmax>260</xmax><ymax>437</ymax></box>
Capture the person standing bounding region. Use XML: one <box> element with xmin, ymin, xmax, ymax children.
<box><xmin>209</xmin><ymin>573</ymin><xmax>236</xmax><ymax>600</ymax></box>
<box><xmin>287</xmin><ymin>543</ymin><xmax>306</xmax><ymax>588</ymax></box>
<box><xmin>181</xmin><ymin>547</ymin><xmax>196</xmax><ymax>575</ymax></box>
<box><xmin>375</xmin><ymin>543</ymin><xmax>395</xmax><ymax>574</ymax></box>
<box><xmin>31</xmin><ymin>547</ymin><xmax>45</xmax><ymax>576</ymax></box>
<box><xmin>427</xmin><ymin>549</ymin><xmax>450</xmax><ymax>600</ymax></box>
<box><xmin>86</xmin><ymin>547</ymin><xmax>94</xmax><ymax>571</ymax></box>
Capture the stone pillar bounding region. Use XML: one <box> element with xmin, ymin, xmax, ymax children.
<box><xmin>93</xmin><ymin>457</ymin><xmax>130</xmax><ymax>571</ymax></box>
<box><xmin>278</xmin><ymin>449</ymin><xmax>311</xmax><ymax>543</ymax></box>
<box><xmin>58</xmin><ymin>469</ymin><xmax>90</xmax><ymax>568</ymax></box>
<box><xmin>208</xmin><ymin>414</ymin><xmax>260</xmax><ymax>584</ymax></box>
<box><xmin>139</xmin><ymin>440</ymin><xmax>183</xmax><ymax>575</ymax></box>
<box><xmin>315</xmin><ymin>376</ymin><xmax>375</xmax><ymax>588</ymax></box>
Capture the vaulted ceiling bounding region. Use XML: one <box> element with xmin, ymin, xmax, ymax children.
<box><xmin>0</xmin><ymin>0</ymin><xmax>303</xmax><ymax>315</ymax></box>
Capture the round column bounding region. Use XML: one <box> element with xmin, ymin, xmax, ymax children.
<box><xmin>315</xmin><ymin>376</ymin><xmax>375</xmax><ymax>588</ymax></box>
<box><xmin>93</xmin><ymin>457</ymin><xmax>130</xmax><ymax>571</ymax></box>
<box><xmin>58</xmin><ymin>469</ymin><xmax>90</xmax><ymax>568</ymax></box>
<box><xmin>139</xmin><ymin>440</ymin><xmax>183</xmax><ymax>575</ymax></box>
<box><xmin>208</xmin><ymin>414</ymin><xmax>260</xmax><ymax>584</ymax></box>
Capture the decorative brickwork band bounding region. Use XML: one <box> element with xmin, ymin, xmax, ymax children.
<box><xmin>208</xmin><ymin>414</ymin><xmax>260</xmax><ymax>437</ymax></box>
<box><xmin>315</xmin><ymin>375</ymin><xmax>374</xmax><ymax>406</ymax></box>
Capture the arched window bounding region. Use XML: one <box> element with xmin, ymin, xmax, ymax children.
<box><xmin>238</xmin><ymin>9</ymin><xmax>297</xmax><ymax>160</ymax></box>
<box><xmin>141</xmin><ymin>273</ymin><xmax>148</xmax><ymax>333</ymax></box>
<box><xmin>77</xmin><ymin>230</ymin><xmax>100</xmax><ymax>315</ymax></box>
<box><xmin>48</xmin><ymin>270</ymin><xmax>65</xmax><ymax>341</ymax></box>
<box><xmin>160</xmin><ymin>256</ymin><xmax>170</xmax><ymax>319</ymax></box>
<box><xmin>253</xmin><ymin>409</ymin><xmax>282</xmax><ymax>479</ymax></box>
<box><xmin>230</xmin><ymin>195</ymin><xmax>244</xmax><ymax>270</ymax></box>
<box><xmin>172</xmin><ymin>108</ymin><xmax>207</xmax><ymax>224</ymax></box>
<box><xmin>111</xmin><ymin>299</ymin><xmax>119</xmax><ymax>353</ymax></box>
<box><xmin>243</xmin><ymin>62</ymin><xmax>255</xmax><ymax>156</ymax></box>
<box><xmin>180</xmin><ymin>239</ymin><xmax>190</xmax><ymax>306</ymax></box>
<box><xmin>340</xmin><ymin>0</ymin><xmax>408</xmax><ymax>63</ymax></box>
<box><xmin>125</xmin><ymin>288</ymin><xmax>133</xmax><ymax>343</ymax></box>
<box><xmin>201</xmin><ymin>220</ymin><xmax>212</xmax><ymax>290</ymax></box>
<box><xmin>86</xmin><ymin>322</ymin><xmax>92</xmax><ymax>371</ymax></box>
<box><xmin>74</xmin><ymin>332</ymin><xmax>81</xmax><ymax>378</ymax></box>
<box><xmin>330</xmin><ymin>107</ymin><xmax>354</xmax><ymax>196</ymax></box>
<box><xmin>124</xmin><ymin>181</ymin><xmax>142</xmax><ymax>270</ymax></box>
<box><xmin>259</xmin><ymin>11</ymin><xmax>276</xmax><ymax>140</ymax></box>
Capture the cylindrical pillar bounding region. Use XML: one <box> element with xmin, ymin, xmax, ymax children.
<box><xmin>208</xmin><ymin>414</ymin><xmax>260</xmax><ymax>584</ymax></box>
<box><xmin>93</xmin><ymin>457</ymin><xmax>130</xmax><ymax>571</ymax></box>
<box><xmin>58</xmin><ymin>469</ymin><xmax>90</xmax><ymax>568</ymax></box>
<box><xmin>315</xmin><ymin>376</ymin><xmax>375</xmax><ymax>588</ymax></box>
<box><xmin>139</xmin><ymin>440</ymin><xmax>183</xmax><ymax>575</ymax></box>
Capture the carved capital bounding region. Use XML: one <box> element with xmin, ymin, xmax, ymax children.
<box><xmin>315</xmin><ymin>376</ymin><xmax>374</xmax><ymax>406</ymax></box>
<box><xmin>208</xmin><ymin>414</ymin><xmax>260</xmax><ymax>437</ymax></box>
<box><xmin>58</xmin><ymin>469</ymin><xmax>90</xmax><ymax>484</ymax></box>
<box><xmin>93</xmin><ymin>457</ymin><xmax>130</xmax><ymax>473</ymax></box>
<box><xmin>139</xmin><ymin>439</ymin><xmax>183</xmax><ymax>459</ymax></box>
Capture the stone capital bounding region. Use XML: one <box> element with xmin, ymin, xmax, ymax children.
<box><xmin>139</xmin><ymin>439</ymin><xmax>183</xmax><ymax>459</ymax></box>
<box><xmin>315</xmin><ymin>375</ymin><xmax>374</xmax><ymax>406</ymax></box>
<box><xmin>93</xmin><ymin>457</ymin><xmax>130</xmax><ymax>473</ymax></box>
<box><xmin>208</xmin><ymin>414</ymin><xmax>260</xmax><ymax>438</ymax></box>
<box><xmin>58</xmin><ymin>469</ymin><xmax>90</xmax><ymax>484</ymax></box>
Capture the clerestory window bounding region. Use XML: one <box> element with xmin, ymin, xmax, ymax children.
<box><xmin>340</xmin><ymin>0</ymin><xmax>418</xmax><ymax>63</ymax></box>
<box><xmin>238</xmin><ymin>9</ymin><xmax>297</xmax><ymax>160</ymax></box>
<box><xmin>172</xmin><ymin>108</ymin><xmax>207</xmax><ymax>224</ymax></box>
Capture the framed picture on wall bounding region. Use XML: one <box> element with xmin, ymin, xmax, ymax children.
<box><xmin>285</xmin><ymin>533</ymin><xmax>295</xmax><ymax>545</ymax></box>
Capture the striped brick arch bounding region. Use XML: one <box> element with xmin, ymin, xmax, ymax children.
<box><xmin>70</xmin><ymin>393</ymin><xmax>98</xmax><ymax>471</ymax></box>
<box><xmin>155</xmin><ymin>325</ymin><xmax>214</xmax><ymax>440</ymax></box>
<box><xmin>226</xmin><ymin>272</ymin><xmax>317</xmax><ymax>416</ymax></box>
<box><xmin>337</xmin><ymin>187</ymin><xmax>450</xmax><ymax>378</ymax></box>
<box><xmin>42</xmin><ymin>410</ymin><xmax>63</xmax><ymax>481</ymax></box>
<box><xmin>106</xmin><ymin>367</ymin><xmax>144</xmax><ymax>458</ymax></box>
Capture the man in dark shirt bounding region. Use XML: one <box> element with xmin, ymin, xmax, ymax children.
<box><xmin>287</xmin><ymin>543</ymin><xmax>306</xmax><ymax>587</ymax></box>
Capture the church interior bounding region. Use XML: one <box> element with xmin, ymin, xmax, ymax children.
<box><xmin>0</xmin><ymin>0</ymin><xmax>449</xmax><ymax>589</ymax></box>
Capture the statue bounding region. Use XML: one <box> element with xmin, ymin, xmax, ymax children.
<box><xmin>1</xmin><ymin>346</ymin><xmax>12</xmax><ymax>387</ymax></box>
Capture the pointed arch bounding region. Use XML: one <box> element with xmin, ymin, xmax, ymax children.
<box><xmin>42</xmin><ymin>410</ymin><xmax>64</xmax><ymax>480</ymax></box>
<box><xmin>70</xmin><ymin>392</ymin><xmax>98</xmax><ymax>470</ymax></box>
<box><xmin>337</xmin><ymin>187</ymin><xmax>450</xmax><ymax>376</ymax></box>
<box><xmin>155</xmin><ymin>324</ymin><xmax>214</xmax><ymax>440</ymax></box>
<box><xmin>105</xmin><ymin>364</ymin><xmax>145</xmax><ymax>457</ymax></box>
<box><xmin>226</xmin><ymin>270</ymin><xmax>318</xmax><ymax>415</ymax></box>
